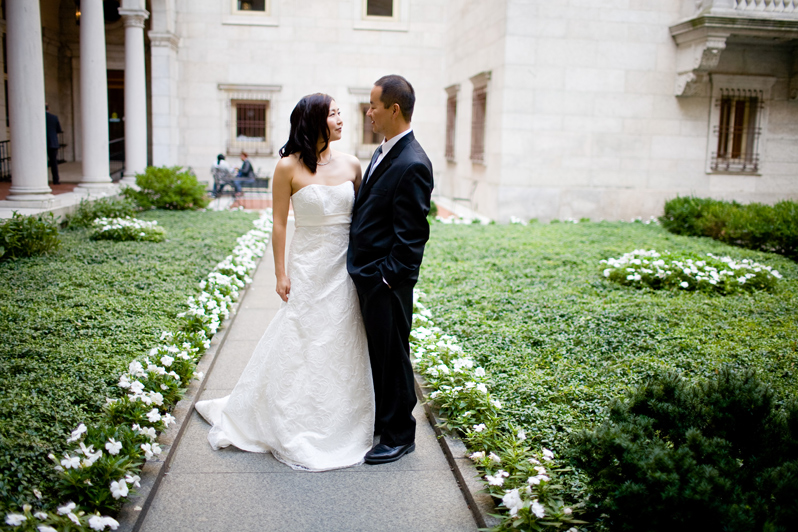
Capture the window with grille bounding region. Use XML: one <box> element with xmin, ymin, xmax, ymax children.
<box><xmin>230</xmin><ymin>100</ymin><xmax>269</xmax><ymax>154</ymax></box>
<box><xmin>470</xmin><ymin>86</ymin><xmax>487</xmax><ymax>163</ymax></box>
<box><xmin>365</xmin><ymin>0</ymin><xmax>393</xmax><ymax>17</ymax></box>
<box><xmin>360</xmin><ymin>103</ymin><xmax>381</xmax><ymax>145</ymax></box>
<box><xmin>711</xmin><ymin>90</ymin><xmax>762</xmax><ymax>173</ymax></box>
<box><xmin>445</xmin><ymin>94</ymin><xmax>456</xmax><ymax>161</ymax></box>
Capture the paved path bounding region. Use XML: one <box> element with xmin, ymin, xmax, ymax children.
<box><xmin>137</xmin><ymin>221</ymin><xmax>478</xmax><ymax>532</ymax></box>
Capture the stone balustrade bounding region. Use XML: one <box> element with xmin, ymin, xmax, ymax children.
<box><xmin>733</xmin><ymin>0</ymin><xmax>797</xmax><ymax>13</ymax></box>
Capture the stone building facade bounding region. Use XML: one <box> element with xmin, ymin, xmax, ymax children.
<box><xmin>2</xmin><ymin>0</ymin><xmax>797</xmax><ymax>221</ymax></box>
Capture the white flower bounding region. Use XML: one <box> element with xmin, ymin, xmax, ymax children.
<box><xmin>129</xmin><ymin>381</ymin><xmax>145</xmax><ymax>394</ymax></box>
<box><xmin>502</xmin><ymin>488</ymin><xmax>526</xmax><ymax>517</ymax></box>
<box><xmin>530</xmin><ymin>499</ymin><xmax>546</xmax><ymax>518</ymax></box>
<box><xmin>38</xmin><ymin>526</ymin><xmax>58</xmax><ymax>532</ymax></box>
<box><xmin>5</xmin><ymin>514</ymin><xmax>26</xmax><ymax>526</ymax></box>
<box><xmin>485</xmin><ymin>470</ymin><xmax>510</xmax><ymax>486</ymax></box>
<box><xmin>118</xmin><ymin>375</ymin><xmax>131</xmax><ymax>388</ymax></box>
<box><xmin>34</xmin><ymin>512</ymin><xmax>48</xmax><ymax>520</ymax></box>
<box><xmin>472</xmin><ymin>423</ymin><xmax>487</xmax><ymax>433</ymax></box>
<box><xmin>110</xmin><ymin>479</ymin><xmax>129</xmax><ymax>499</ymax></box>
<box><xmin>542</xmin><ymin>448</ymin><xmax>554</xmax><ymax>461</ymax></box>
<box><xmin>67</xmin><ymin>423</ymin><xmax>87</xmax><ymax>443</ymax></box>
<box><xmin>162</xmin><ymin>413</ymin><xmax>176</xmax><ymax>427</ymax></box>
<box><xmin>125</xmin><ymin>474</ymin><xmax>141</xmax><ymax>488</ymax></box>
<box><xmin>57</xmin><ymin>502</ymin><xmax>76</xmax><ymax>515</ymax></box>
<box><xmin>488</xmin><ymin>452</ymin><xmax>501</xmax><ymax>464</ymax></box>
<box><xmin>680</xmin><ymin>281</ymin><xmax>689</xmax><ymax>288</ymax></box>
<box><xmin>160</xmin><ymin>355</ymin><xmax>174</xmax><ymax>367</ymax></box>
<box><xmin>141</xmin><ymin>443</ymin><xmax>155</xmax><ymax>459</ymax></box>
<box><xmin>534</xmin><ymin>465</ymin><xmax>547</xmax><ymax>475</ymax></box>
<box><xmin>33</xmin><ymin>489</ymin><xmax>42</xmax><ymax>500</ymax></box>
<box><xmin>517</xmin><ymin>429</ymin><xmax>526</xmax><ymax>441</ymax></box>
<box><xmin>469</xmin><ymin>451</ymin><xmax>485</xmax><ymax>462</ymax></box>
<box><xmin>68</xmin><ymin>513</ymin><xmax>81</xmax><ymax>525</ymax></box>
<box><xmin>476</xmin><ymin>383</ymin><xmax>488</xmax><ymax>394</ymax></box>
<box><xmin>491</xmin><ymin>399</ymin><xmax>502</xmax><ymax>409</ymax></box>
<box><xmin>564</xmin><ymin>507</ymin><xmax>573</xmax><ymax>515</ymax></box>
<box><xmin>88</xmin><ymin>515</ymin><xmax>119</xmax><ymax>531</ymax></box>
<box><xmin>61</xmin><ymin>454</ymin><xmax>81</xmax><ymax>469</ymax></box>
<box><xmin>105</xmin><ymin>438</ymin><xmax>123</xmax><ymax>455</ymax></box>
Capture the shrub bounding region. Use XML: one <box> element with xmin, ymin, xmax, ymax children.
<box><xmin>428</xmin><ymin>200</ymin><xmax>438</xmax><ymax>219</ymax></box>
<box><xmin>571</xmin><ymin>368</ymin><xmax>798</xmax><ymax>532</ymax></box>
<box><xmin>660</xmin><ymin>196</ymin><xmax>798</xmax><ymax>260</ymax></box>
<box><xmin>122</xmin><ymin>166</ymin><xmax>210</xmax><ymax>210</ymax></box>
<box><xmin>601</xmin><ymin>249</ymin><xmax>782</xmax><ymax>295</ymax></box>
<box><xmin>0</xmin><ymin>212</ymin><xmax>61</xmax><ymax>261</ymax></box>
<box><xmin>90</xmin><ymin>217</ymin><xmax>166</xmax><ymax>242</ymax></box>
<box><xmin>65</xmin><ymin>197</ymin><xmax>138</xmax><ymax>229</ymax></box>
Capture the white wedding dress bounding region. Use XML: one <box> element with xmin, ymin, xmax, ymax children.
<box><xmin>195</xmin><ymin>181</ymin><xmax>375</xmax><ymax>471</ymax></box>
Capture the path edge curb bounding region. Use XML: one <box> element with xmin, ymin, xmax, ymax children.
<box><xmin>414</xmin><ymin>373</ymin><xmax>501</xmax><ymax>530</ymax></box>
<box><xmin>114</xmin><ymin>252</ymin><xmax>266</xmax><ymax>532</ymax></box>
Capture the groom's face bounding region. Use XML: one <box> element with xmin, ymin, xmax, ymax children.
<box><xmin>367</xmin><ymin>85</ymin><xmax>390</xmax><ymax>140</ymax></box>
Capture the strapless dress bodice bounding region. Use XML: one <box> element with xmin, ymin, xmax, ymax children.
<box><xmin>292</xmin><ymin>182</ymin><xmax>354</xmax><ymax>228</ymax></box>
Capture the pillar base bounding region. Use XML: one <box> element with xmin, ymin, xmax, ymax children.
<box><xmin>119</xmin><ymin>173</ymin><xmax>138</xmax><ymax>186</ymax></box>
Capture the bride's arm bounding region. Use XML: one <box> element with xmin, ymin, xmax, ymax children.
<box><xmin>271</xmin><ymin>158</ymin><xmax>292</xmax><ymax>302</ymax></box>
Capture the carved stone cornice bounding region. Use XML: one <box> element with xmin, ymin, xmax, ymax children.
<box><xmin>148</xmin><ymin>31</ymin><xmax>179</xmax><ymax>51</ymax></box>
<box><xmin>669</xmin><ymin>12</ymin><xmax>798</xmax><ymax>96</ymax></box>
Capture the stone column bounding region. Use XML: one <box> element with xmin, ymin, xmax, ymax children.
<box><xmin>4</xmin><ymin>0</ymin><xmax>54</xmax><ymax>204</ymax></box>
<box><xmin>76</xmin><ymin>0</ymin><xmax>115</xmax><ymax>193</ymax></box>
<box><xmin>119</xmin><ymin>2</ymin><xmax>150</xmax><ymax>185</ymax></box>
<box><xmin>149</xmin><ymin>31</ymin><xmax>180</xmax><ymax>167</ymax></box>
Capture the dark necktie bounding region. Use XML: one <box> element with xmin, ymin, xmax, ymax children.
<box><xmin>365</xmin><ymin>145</ymin><xmax>383</xmax><ymax>184</ymax></box>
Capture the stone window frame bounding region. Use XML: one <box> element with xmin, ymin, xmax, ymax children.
<box><xmin>219</xmin><ymin>84</ymin><xmax>281</xmax><ymax>156</ymax></box>
<box><xmin>445</xmin><ymin>84</ymin><xmax>459</xmax><ymax>162</ymax></box>
<box><xmin>353</xmin><ymin>0</ymin><xmax>409</xmax><ymax>32</ymax></box>
<box><xmin>223</xmin><ymin>0</ymin><xmax>279</xmax><ymax>27</ymax></box>
<box><xmin>348</xmin><ymin>87</ymin><xmax>381</xmax><ymax>159</ymax></box>
<box><xmin>470</xmin><ymin>72</ymin><xmax>490</xmax><ymax>165</ymax></box>
<box><xmin>706</xmin><ymin>74</ymin><xmax>775</xmax><ymax>176</ymax></box>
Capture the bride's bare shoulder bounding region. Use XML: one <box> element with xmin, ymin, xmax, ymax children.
<box><xmin>335</xmin><ymin>151</ymin><xmax>361</xmax><ymax>170</ymax></box>
<box><xmin>275</xmin><ymin>153</ymin><xmax>301</xmax><ymax>172</ymax></box>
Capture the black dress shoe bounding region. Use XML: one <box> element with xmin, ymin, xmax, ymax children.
<box><xmin>364</xmin><ymin>442</ymin><xmax>415</xmax><ymax>464</ymax></box>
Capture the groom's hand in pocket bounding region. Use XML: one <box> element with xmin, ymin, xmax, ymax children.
<box><xmin>276</xmin><ymin>275</ymin><xmax>291</xmax><ymax>302</ymax></box>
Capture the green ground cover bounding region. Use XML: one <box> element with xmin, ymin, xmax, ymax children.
<box><xmin>0</xmin><ymin>210</ymin><xmax>257</xmax><ymax>510</ymax></box>
<box><xmin>418</xmin><ymin>221</ymin><xmax>798</xmax><ymax>466</ymax></box>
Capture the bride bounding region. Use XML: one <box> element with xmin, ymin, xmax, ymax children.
<box><xmin>195</xmin><ymin>93</ymin><xmax>375</xmax><ymax>471</ymax></box>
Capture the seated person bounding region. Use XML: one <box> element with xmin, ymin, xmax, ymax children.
<box><xmin>212</xmin><ymin>154</ymin><xmax>234</xmax><ymax>197</ymax></box>
<box><xmin>233</xmin><ymin>151</ymin><xmax>257</xmax><ymax>193</ymax></box>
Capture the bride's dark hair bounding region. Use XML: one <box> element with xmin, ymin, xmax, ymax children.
<box><xmin>278</xmin><ymin>93</ymin><xmax>333</xmax><ymax>174</ymax></box>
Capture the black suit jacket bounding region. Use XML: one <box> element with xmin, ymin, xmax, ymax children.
<box><xmin>347</xmin><ymin>131</ymin><xmax>434</xmax><ymax>293</ymax></box>
<box><xmin>45</xmin><ymin>112</ymin><xmax>62</xmax><ymax>149</ymax></box>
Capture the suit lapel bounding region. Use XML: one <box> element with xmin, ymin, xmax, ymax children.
<box><xmin>356</xmin><ymin>132</ymin><xmax>415</xmax><ymax>207</ymax></box>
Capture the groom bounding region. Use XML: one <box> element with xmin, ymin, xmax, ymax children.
<box><xmin>348</xmin><ymin>75</ymin><xmax>434</xmax><ymax>464</ymax></box>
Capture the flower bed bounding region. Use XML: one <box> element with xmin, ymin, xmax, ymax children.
<box><xmin>90</xmin><ymin>217</ymin><xmax>166</xmax><ymax>243</ymax></box>
<box><xmin>601</xmin><ymin>249</ymin><xmax>782</xmax><ymax>294</ymax></box>
<box><xmin>417</xmin><ymin>221</ymin><xmax>798</xmax><ymax>530</ymax></box>
<box><xmin>0</xmin><ymin>209</ymin><xmax>270</xmax><ymax>530</ymax></box>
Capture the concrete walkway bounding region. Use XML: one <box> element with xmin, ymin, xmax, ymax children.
<box><xmin>135</xmin><ymin>221</ymin><xmax>478</xmax><ymax>532</ymax></box>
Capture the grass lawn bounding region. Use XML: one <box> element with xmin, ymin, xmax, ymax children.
<box><xmin>418</xmin><ymin>221</ymin><xmax>798</xmax><ymax>454</ymax></box>
<box><xmin>0</xmin><ymin>209</ymin><xmax>257</xmax><ymax>510</ymax></box>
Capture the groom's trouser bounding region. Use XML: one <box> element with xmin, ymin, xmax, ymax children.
<box><xmin>359</xmin><ymin>281</ymin><xmax>417</xmax><ymax>447</ymax></box>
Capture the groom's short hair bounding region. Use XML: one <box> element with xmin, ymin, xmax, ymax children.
<box><xmin>375</xmin><ymin>75</ymin><xmax>415</xmax><ymax>123</ymax></box>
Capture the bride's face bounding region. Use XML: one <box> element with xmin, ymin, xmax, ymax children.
<box><xmin>327</xmin><ymin>100</ymin><xmax>343</xmax><ymax>142</ymax></box>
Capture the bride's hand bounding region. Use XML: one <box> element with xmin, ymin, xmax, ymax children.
<box><xmin>276</xmin><ymin>275</ymin><xmax>291</xmax><ymax>302</ymax></box>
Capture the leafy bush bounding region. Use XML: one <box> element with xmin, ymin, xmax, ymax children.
<box><xmin>428</xmin><ymin>200</ymin><xmax>438</xmax><ymax>219</ymax></box>
<box><xmin>65</xmin><ymin>197</ymin><xmax>138</xmax><ymax>229</ymax></box>
<box><xmin>571</xmin><ymin>368</ymin><xmax>798</xmax><ymax>532</ymax></box>
<box><xmin>660</xmin><ymin>196</ymin><xmax>798</xmax><ymax>260</ymax></box>
<box><xmin>0</xmin><ymin>212</ymin><xmax>61</xmax><ymax>261</ymax></box>
<box><xmin>122</xmin><ymin>166</ymin><xmax>210</xmax><ymax>210</ymax></box>
<box><xmin>601</xmin><ymin>249</ymin><xmax>782</xmax><ymax>294</ymax></box>
<box><xmin>90</xmin><ymin>217</ymin><xmax>166</xmax><ymax>242</ymax></box>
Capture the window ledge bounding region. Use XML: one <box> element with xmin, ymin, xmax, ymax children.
<box><xmin>222</xmin><ymin>15</ymin><xmax>279</xmax><ymax>27</ymax></box>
